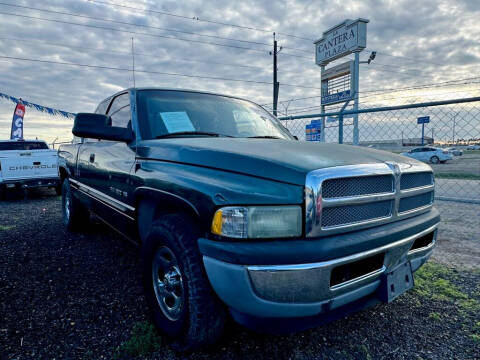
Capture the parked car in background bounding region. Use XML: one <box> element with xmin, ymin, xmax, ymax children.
<box><xmin>401</xmin><ymin>146</ymin><xmax>452</xmax><ymax>164</ymax></box>
<box><xmin>58</xmin><ymin>88</ymin><xmax>440</xmax><ymax>349</ymax></box>
<box><xmin>466</xmin><ymin>145</ymin><xmax>480</xmax><ymax>150</ymax></box>
<box><xmin>445</xmin><ymin>147</ymin><xmax>463</xmax><ymax>156</ymax></box>
<box><xmin>0</xmin><ymin>139</ymin><xmax>59</xmax><ymax>197</ymax></box>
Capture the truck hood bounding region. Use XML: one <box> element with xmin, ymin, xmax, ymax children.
<box><xmin>136</xmin><ymin>138</ymin><xmax>421</xmax><ymax>185</ymax></box>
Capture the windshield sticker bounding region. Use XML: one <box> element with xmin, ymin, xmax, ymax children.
<box><xmin>160</xmin><ymin>111</ymin><xmax>195</xmax><ymax>133</ymax></box>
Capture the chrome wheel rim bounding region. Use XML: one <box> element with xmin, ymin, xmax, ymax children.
<box><xmin>64</xmin><ymin>193</ymin><xmax>70</xmax><ymax>220</ymax></box>
<box><xmin>152</xmin><ymin>246</ymin><xmax>184</xmax><ymax>321</ymax></box>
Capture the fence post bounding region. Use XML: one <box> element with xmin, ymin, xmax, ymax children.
<box><xmin>338</xmin><ymin>113</ymin><xmax>344</xmax><ymax>144</ymax></box>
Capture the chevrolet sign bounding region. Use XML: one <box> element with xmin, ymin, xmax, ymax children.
<box><xmin>315</xmin><ymin>18</ymin><xmax>369</xmax><ymax>66</ymax></box>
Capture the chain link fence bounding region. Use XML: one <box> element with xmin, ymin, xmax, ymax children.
<box><xmin>279</xmin><ymin>97</ymin><xmax>480</xmax><ymax>204</ymax></box>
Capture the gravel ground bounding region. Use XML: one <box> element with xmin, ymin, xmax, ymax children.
<box><xmin>0</xmin><ymin>190</ymin><xmax>479</xmax><ymax>360</ymax></box>
<box><xmin>434</xmin><ymin>200</ymin><xmax>480</xmax><ymax>270</ymax></box>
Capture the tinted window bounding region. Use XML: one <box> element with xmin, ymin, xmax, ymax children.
<box><xmin>110</xmin><ymin>105</ymin><xmax>131</xmax><ymax>128</ymax></box>
<box><xmin>0</xmin><ymin>141</ymin><xmax>49</xmax><ymax>150</ymax></box>
<box><xmin>108</xmin><ymin>93</ymin><xmax>130</xmax><ymax>115</ymax></box>
<box><xmin>95</xmin><ymin>98</ymin><xmax>111</xmax><ymax>114</ymax></box>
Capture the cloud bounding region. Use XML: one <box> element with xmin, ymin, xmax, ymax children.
<box><xmin>0</xmin><ymin>0</ymin><xmax>479</xmax><ymax>143</ymax></box>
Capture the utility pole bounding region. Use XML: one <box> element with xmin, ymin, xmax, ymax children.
<box><xmin>271</xmin><ymin>33</ymin><xmax>281</xmax><ymax>117</ymax></box>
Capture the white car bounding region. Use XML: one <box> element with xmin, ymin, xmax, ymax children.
<box><xmin>466</xmin><ymin>145</ymin><xmax>480</xmax><ymax>150</ymax></box>
<box><xmin>0</xmin><ymin>139</ymin><xmax>60</xmax><ymax>197</ymax></box>
<box><xmin>445</xmin><ymin>147</ymin><xmax>463</xmax><ymax>156</ymax></box>
<box><xmin>401</xmin><ymin>146</ymin><xmax>453</xmax><ymax>164</ymax></box>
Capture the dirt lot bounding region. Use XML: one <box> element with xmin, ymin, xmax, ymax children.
<box><xmin>0</xmin><ymin>190</ymin><xmax>479</xmax><ymax>360</ymax></box>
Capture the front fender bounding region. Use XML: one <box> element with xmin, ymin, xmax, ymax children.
<box><xmin>131</xmin><ymin>160</ymin><xmax>304</xmax><ymax>236</ymax></box>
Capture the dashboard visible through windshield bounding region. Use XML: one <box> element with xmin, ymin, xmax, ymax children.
<box><xmin>136</xmin><ymin>90</ymin><xmax>294</xmax><ymax>140</ymax></box>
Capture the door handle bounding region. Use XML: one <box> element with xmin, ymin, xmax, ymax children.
<box><xmin>89</xmin><ymin>153</ymin><xmax>95</xmax><ymax>163</ymax></box>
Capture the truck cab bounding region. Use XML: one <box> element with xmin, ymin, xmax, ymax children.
<box><xmin>58</xmin><ymin>88</ymin><xmax>440</xmax><ymax>350</ymax></box>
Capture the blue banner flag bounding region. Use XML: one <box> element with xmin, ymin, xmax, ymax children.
<box><xmin>10</xmin><ymin>100</ymin><xmax>25</xmax><ymax>140</ymax></box>
<box><xmin>0</xmin><ymin>92</ymin><xmax>75</xmax><ymax>119</ymax></box>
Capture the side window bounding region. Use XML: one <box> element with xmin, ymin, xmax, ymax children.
<box><xmin>110</xmin><ymin>106</ymin><xmax>131</xmax><ymax>128</ymax></box>
<box><xmin>108</xmin><ymin>93</ymin><xmax>129</xmax><ymax>114</ymax></box>
<box><xmin>95</xmin><ymin>98</ymin><xmax>111</xmax><ymax>114</ymax></box>
<box><xmin>108</xmin><ymin>93</ymin><xmax>131</xmax><ymax>128</ymax></box>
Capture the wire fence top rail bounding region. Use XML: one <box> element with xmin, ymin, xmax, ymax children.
<box><xmin>279</xmin><ymin>96</ymin><xmax>480</xmax><ymax>120</ymax></box>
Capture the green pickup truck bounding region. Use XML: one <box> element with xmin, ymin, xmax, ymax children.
<box><xmin>58</xmin><ymin>88</ymin><xmax>439</xmax><ymax>349</ymax></box>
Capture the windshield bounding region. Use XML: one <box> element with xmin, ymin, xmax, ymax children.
<box><xmin>136</xmin><ymin>90</ymin><xmax>294</xmax><ymax>140</ymax></box>
<box><xmin>0</xmin><ymin>141</ymin><xmax>49</xmax><ymax>151</ymax></box>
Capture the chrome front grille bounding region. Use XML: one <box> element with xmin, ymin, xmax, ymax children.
<box><xmin>400</xmin><ymin>172</ymin><xmax>433</xmax><ymax>190</ymax></box>
<box><xmin>322</xmin><ymin>175</ymin><xmax>394</xmax><ymax>198</ymax></box>
<box><xmin>305</xmin><ymin>162</ymin><xmax>435</xmax><ymax>238</ymax></box>
<box><xmin>399</xmin><ymin>192</ymin><xmax>434</xmax><ymax>213</ymax></box>
<box><xmin>322</xmin><ymin>200</ymin><xmax>394</xmax><ymax>228</ymax></box>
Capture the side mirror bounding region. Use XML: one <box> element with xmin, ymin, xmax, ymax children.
<box><xmin>72</xmin><ymin>113</ymin><xmax>133</xmax><ymax>142</ymax></box>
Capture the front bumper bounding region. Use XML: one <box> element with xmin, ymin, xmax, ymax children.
<box><xmin>201</xmin><ymin>209</ymin><xmax>439</xmax><ymax>319</ymax></box>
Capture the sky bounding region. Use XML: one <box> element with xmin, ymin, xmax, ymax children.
<box><xmin>0</xmin><ymin>0</ymin><xmax>479</xmax><ymax>144</ymax></box>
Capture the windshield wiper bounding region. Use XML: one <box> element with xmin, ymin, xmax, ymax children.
<box><xmin>247</xmin><ymin>135</ymin><xmax>282</xmax><ymax>139</ymax></box>
<box><xmin>156</xmin><ymin>131</ymin><xmax>234</xmax><ymax>139</ymax></box>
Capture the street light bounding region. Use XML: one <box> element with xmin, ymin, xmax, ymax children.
<box><xmin>452</xmin><ymin>113</ymin><xmax>458</xmax><ymax>145</ymax></box>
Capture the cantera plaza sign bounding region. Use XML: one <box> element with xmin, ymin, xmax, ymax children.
<box><xmin>315</xmin><ymin>19</ymin><xmax>369</xmax><ymax>65</ymax></box>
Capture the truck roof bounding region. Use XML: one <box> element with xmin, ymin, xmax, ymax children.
<box><xmin>99</xmin><ymin>87</ymin><xmax>253</xmax><ymax>108</ymax></box>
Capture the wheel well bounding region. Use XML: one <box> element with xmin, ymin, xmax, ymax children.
<box><xmin>59</xmin><ymin>167</ymin><xmax>68</xmax><ymax>183</ymax></box>
<box><xmin>135</xmin><ymin>193</ymin><xmax>202</xmax><ymax>243</ymax></box>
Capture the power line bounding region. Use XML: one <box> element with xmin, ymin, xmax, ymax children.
<box><xmin>0</xmin><ymin>54</ymin><xmax>321</xmax><ymax>89</ymax></box>
<box><xmin>263</xmin><ymin>76</ymin><xmax>480</xmax><ymax>107</ymax></box>
<box><xmin>361</xmin><ymin>76</ymin><xmax>480</xmax><ymax>94</ymax></box>
<box><xmin>0</xmin><ymin>10</ymin><xmax>272</xmax><ymax>55</ymax></box>
<box><xmin>283</xmin><ymin>86</ymin><xmax>480</xmax><ymax>115</ymax></box>
<box><xmin>0</xmin><ymin>2</ymin><xmax>308</xmax><ymax>52</ymax></box>
<box><xmin>367</xmin><ymin>49</ymin><xmax>447</xmax><ymax>68</ymax></box>
<box><xmin>365</xmin><ymin>63</ymin><xmax>434</xmax><ymax>79</ymax></box>
<box><xmin>86</xmin><ymin>0</ymin><xmax>315</xmax><ymax>42</ymax></box>
<box><xmin>0</xmin><ymin>36</ymin><xmax>267</xmax><ymax>71</ymax></box>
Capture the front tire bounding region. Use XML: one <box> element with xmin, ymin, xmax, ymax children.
<box><xmin>141</xmin><ymin>214</ymin><xmax>225</xmax><ymax>350</ymax></box>
<box><xmin>430</xmin><ymin>155</ymin><xmax>440</xmax><ymax>164</ymax></box>
<box><xmin>55</xmin><ymin>183</ymin><xmax>62</xmax><ymax>196</ymax></box>
<box><xmin>62</xmin><ymin>179</ymin><xmax>89</xmax><ymax>230</ymax></box>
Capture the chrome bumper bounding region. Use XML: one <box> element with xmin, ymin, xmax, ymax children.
<box><xmin>203</xmin><ymin>224</ymin><xmax>437</xmax><ymax>318</ymax></box>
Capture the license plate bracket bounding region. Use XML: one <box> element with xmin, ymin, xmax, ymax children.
<box><xmin>378</xmin><ymin>261</ymin><xmax>414</xmax><ymax>303</ymax></box>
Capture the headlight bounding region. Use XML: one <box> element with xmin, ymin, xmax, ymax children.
<box><xmin>211</xmin><ymin>206</ymin><xmax>302</xmax><ymax>239</ymax></box>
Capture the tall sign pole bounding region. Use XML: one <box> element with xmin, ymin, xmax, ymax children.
<box><xmin>314</xmin><ymin>18</ymin><xmax>369</xmax><ymax>144</ymax></box>
<box><xmin>353</xmin><ymin>51</ymin><xmax>360</xmax><ymax>145</ymax></box>
<box><xmin>320</xmin><ymin>65</ymin><xmax>326</xmax><ymax>142</ymax></box>
<box><xmin>417</xmin><ymin>116</ymin><xmax>430</xmax><ymax>145</ymax></box>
